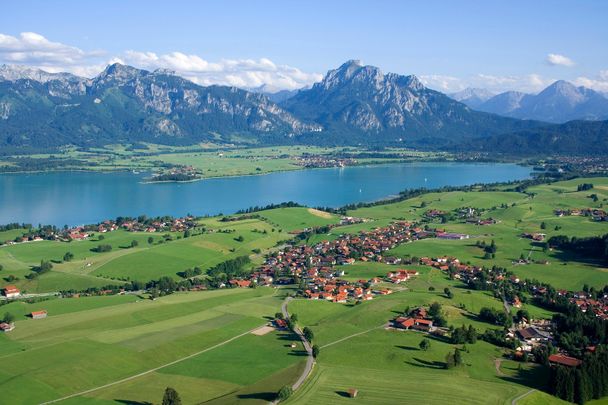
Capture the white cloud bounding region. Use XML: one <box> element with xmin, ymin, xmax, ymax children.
<box><xmin>421</xmin><ymin>73</ymin><xmax>555</xmax><ymax>94</ymax></box>
<box><xmin>546</xmin><ymin>53</ymin><xmax>575</xmax><ymax>67</ymax></box>
<box><xmin>122</xmin><ymin>50</ymin><xmax>321</xmax><ymax>91</ymax></box>
<box><xmin>573</xmin><ymin>72</ymin><xmax>608</xmax><ymax>93</ymax></box>
<box><xmin>0</xmin><ymin>32</ymin><xmax>322</xmax><ymax>91</ymax></box>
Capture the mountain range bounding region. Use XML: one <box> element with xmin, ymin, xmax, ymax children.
<box><xmin>453</xmin><ymin>81</ymin><xmax>608</xmax><ymax>123</ymax></box>
<box><xmin>0</xmin><ymin>61</ymin><xmax>605</xmax><ymax>153</ymax></box>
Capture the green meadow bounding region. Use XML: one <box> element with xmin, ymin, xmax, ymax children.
<box><xmin>0</xmin><ymin>288</ymin><xmax>306</xmax><ymax>404</ymax></box>
<box><xmin>0</xmin><ymin>177</ymin><xmax>606</xmax><ymax>404</ymax></box>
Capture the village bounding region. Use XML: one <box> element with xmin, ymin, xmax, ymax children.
<box><xmin>0</xmin><ymin>215</ymin><xmax>200</xmax><ymax>246</ymax></box>
<box><xmin>554</xmin><ymin>207</ymin><xmax>608</xmax><ymax>222</ymax></box>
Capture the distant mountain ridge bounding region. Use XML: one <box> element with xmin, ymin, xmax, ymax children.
<box><xmin>455</xmin><ymin>80</ymin><xmax>608</xmax><ymax>123</ymax></box>
<box><xmin>281</xmin><ymin>60</ymin><xmax>540</xmax><ymax>146</ymax></box>
<box><xmin>449</xmin><ymin>88</ymin><xmax>495</xmax><ymax>109</ymax></box>
<box><xmin>0</xmin><ymin>63</ymin><xmax>320</xmax><ymax>147</ymax></box>
<box><xmin>0</xmin><ymin>61</ymin><xmax>602</xmax><ymax>153</ymax></box>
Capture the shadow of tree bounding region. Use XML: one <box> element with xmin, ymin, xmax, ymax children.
<box><xmin>395</xmin><ymin>345</ymin><xmax>419</xmax><ymax>351</ymax></box>
<box><xmin>499</xmin><ymin>363</ymin><xmax>551</xmax><ymax>392</ymax></box>
<box><xmin>236</xmin><ymin>392</ymin><xmax>277</xmax><ymax>401</ymax></box>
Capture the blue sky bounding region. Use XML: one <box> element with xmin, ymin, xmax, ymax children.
<box><xmin>1</xmin><ymin>0</ymin><xmax>607</xmax><ymax>92</ymax></box>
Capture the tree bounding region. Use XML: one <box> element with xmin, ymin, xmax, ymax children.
<box><xmin>419</xmin><ymin>338</ymin><xmax>431</xmax><ymax>351</ymax></box>
<box><xmin>0</xmin><ymin>264</ymin><xmax>3</xmax><ymax>271</ymax></box>
<box><xmin>312</xmin><ymin>344</ymin><xmax>320</xmax><ymax>358</ymax></box>
<box><xmin>63</xmin><ymin>252</ymin><xmax>74</xmax><ymax>262</ymax></box>
<box><xmin>3</xmin><ymin>312</ymin><xmax>15</xmax><ymax>324</ymax></box>
<box><xmin>98</xmin><ymin>235</ymin><xmax>105</xmax><ymax>241</ymax></box>
<box><xmin>275</xmin><ymin>312</ymin><xmax>284</xmax><ymax>320</ymax></box>
<box><xmin>147</xmin><ymin>236</ymin><xmax>154</xmax><ymax>244</ymax></box>
<box><xmin>445</xmin><ymin>351</ymin><xmax>455</xmax><ymax>369</ymax></box>
<box><xmin>454</xmin><ymin>348</ymin><xmax>463</xmax><ymax>366</ymax></box>
<box><xmin>444</xmin><ymin>287</ymin><xmax>453</xmax><ymax>299</ymax></box>
<box><xmin>290</xmin><ymin>313</ymin><xmax>298</xmax><ymax>323</ymax></box>
<box><xmin>130</xmin><ymin>240</ymin><xmax>138</xmax><ymax>248</ymax></box>
<box><xmin>277</xmin><ymin>385</ymin><xmax>293</xmax><ymax>401</ymax></box>
<box><xmin>303</xmin><ymin>326</ymin><xmax>314</xmax><ymax>342</ymax></box>
<box><xmin>540</xmin><ymin>221</ymin><xmax>547</xmax><ymax>230</ymax></box>
<box><xmin>162</xmin><ymin>387</ymin><xmax>181</xmax><ymax>405</ymax></box>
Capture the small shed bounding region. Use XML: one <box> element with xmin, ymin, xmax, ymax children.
<box><xmin>347</xmin><ymin>388</ymin><xmax>358</xmax><ymax>398</ymax></box>
<box><xmin>31</xmin><ymin>310</ymin><xmax>47</xmax><ymax>319</ymax></box>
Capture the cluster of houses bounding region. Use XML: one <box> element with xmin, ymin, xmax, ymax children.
<box><xmin>465</xmin><ymin>218</ymin><xmax>497</xmax><ymax>226</ymax></box>
<box><xmin>294</xmin><ymin>155</ymin><xmax>357</xmax><ymax>169</ymax></box>
<box><xmin>2</xmin><ymin>216</ymin><xmax>201</xmax><ymax>247</ymax></box>
<box><xmin>117</xmin><ymin>216</ymin><xmax>197</xmax><ymax>233</ymax></box>
<box><xmin>554</xmin><ymin>208</ymin><xmax>607</xmax><ymax>222</ymax></box>
<box><xmin>521</xmin><ymin>232</ymin><xmax>546</xmax><ymax>242</ymax></box>
<box><xmin>508</xmin><ymin>319</ymin><xmax>553</xmax><ymax>352</ymax></box>
<box><xmin>392</xmin><ymin>307</ymin><xmax>435</xmax><ymax>332</ymax></box>
<box><xmin>228</xmin><ymin>221</ymin><xmax>430</xmax><ymax>301</ymax></box>
<box><xmin>568</xmin><ymin>292</ymin><xmax>608</xmax><ymax>321</ymax></box>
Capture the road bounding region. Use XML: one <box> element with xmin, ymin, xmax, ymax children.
<box><xmin>281</xmin><ymin>296</ymin><xmax>315</xmax><ymax>391</ymax></box>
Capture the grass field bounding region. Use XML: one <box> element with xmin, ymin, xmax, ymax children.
<box><xmin>1</xmin><ymin>176</ymin><xmax>607</xmax><ymax>404</ymax></box>
<box><xmin>348</xmin><ymin>177</ymin><xmax>608</xmax><ymax>290</ymax></box>
<box><xmin>0</xmin><ymin>288</ymin><xmax>307</xmax><ymax>405</ymax></box>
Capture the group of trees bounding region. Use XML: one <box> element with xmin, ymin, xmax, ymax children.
<box><xmin>476</xmin><ymin>239</ymin><xmax>497</xmax><ymax>259</ymax></box>
<box><xmin>577</xmin><ymin>183</ymin><xmax>594</xmax><ymax>192</ymax></box>
<box><xmin>2</xmin><ymin>312</ymin><xmax>15</xmax><ymax>324</ymax></box>
<box><xmin>450</xmin><ymin>325</ymin><xmax>478</xmax><ymax>344</ymax></box>
<box><xmin>92</xmin><ymin>244</ymin><xmax>112</xmax><ymax>253</ymax></box>
<box><xmin>549</xmin><ymin>346</ymin><xmax>608</xmax><ymax>404</ymax></box>
<box><xmin>478</xmin><ymin>306</ymin><xmax>510</xmax><ymax>327</ymax></box>
<box><xmin>177</xmin><ymin>267</ymin><xmax>203</xmax><ymax>279</ymax></box>
<box><xmin>206</xmin><ymin>256</ymin><xmax>251</xmax><ymax>283</ymax></box>
<box><xmin>428</xmin><ymin>302</ymin><xmax>447</xmax><ymax>327</ymax></box>
<box><xmin>444</xmin><ymin>348</ymin><xmax>463</xmax><ymax>369</ymax></box>
<box><xmin>27</xmin><ymin>260</ymin><xmax>53</xmax><ymax>280</ymax></box>
<box><xmin>547</xmin><ymin>234</ymin><xmax>608</xmax><ymax>264</ymax></box>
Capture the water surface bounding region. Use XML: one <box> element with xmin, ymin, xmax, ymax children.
<box><xmin>0</xmin><ymin>162</ymin><xmax>531</xmax><ymax>226</ymax></box>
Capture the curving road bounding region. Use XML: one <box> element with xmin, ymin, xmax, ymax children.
<box><xmin>281</xmin><ymin>297</ymin><xmax>315</xmax><ymax>391</ymax></box>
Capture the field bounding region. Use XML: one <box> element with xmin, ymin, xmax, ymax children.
<box><xmin>4</xmin><ymin>144</ymin><xmax>445</xmax><ymax>179</ymax></box>
<box><xmin>349</xmin><ymin>177</ymin><xmax>608</xmax><ymax>290</ymax></box>
<box><xmin>0</xmin><ymin>287</ymin><xmax>307</xmax><ymax>404</ymax></box>
<box><xmin>1</xmin><ymin>177</ymin><xmax>607</xmax><ymax>404</ymax></box>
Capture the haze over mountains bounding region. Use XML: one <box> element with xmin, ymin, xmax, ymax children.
<box><xmin>452</xmin><ymin>81</ymin><xmax>608</xmax><ymax>123</ymax></box>
<box><xmin>0</xmin><ymin>61</ymin><xmax>606</xmax><ymax>153</ymax></box>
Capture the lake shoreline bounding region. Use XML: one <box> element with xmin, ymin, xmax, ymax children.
<box><xmin>0</xmin><ymin>162</ymin><xmax>533</xmax><ymax>227</ymax></box>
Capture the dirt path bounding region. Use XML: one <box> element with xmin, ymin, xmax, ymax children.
<box><xmin>511</xmin><ymin>389</ymin><xmax>536</xmax><ymax>405</ymax></box>
<box><xmin>494</xmin><ymin>358</ymin><xmax>507</xmax><ymax>377</ymax></box>
<box><xmin>320</xmin><ymin>324</ymin><xmax>386</xmax><ymax>349</ymax></box>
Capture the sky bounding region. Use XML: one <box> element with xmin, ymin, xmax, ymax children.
<box><xmin>1</xmin><ymin>0</ymin><xmax>607</xmax><ymax>93</ymax></box>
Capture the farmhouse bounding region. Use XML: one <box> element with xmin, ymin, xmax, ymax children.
<box><xmin>0</xmin><ymin>322</ymin><xmax>15</xmax><ymax>332</ymax></box>
<box><xmin>31</xmin><ymin>310</ymin><xmax>48</xmax><ymax>319</ymax></box>
<box><xmin>2</xmin><ymin>285</ymin><xmax>20</xmax><ymax>298</ymax></box>
<box><xmin>548</xmin><ymin>353</ymin><xmax>582</xmax><ymax>368</ymax></box>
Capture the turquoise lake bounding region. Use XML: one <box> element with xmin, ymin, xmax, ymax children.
<box><xmin>0</xmin><ymin>162</ymin><xmax>531</xmax><ymax>226</ymax></box>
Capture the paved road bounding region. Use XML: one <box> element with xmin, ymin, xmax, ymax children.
<box><xmin>39</xmin><ymin>324</ymin><xmax>264</xmax><ymax>404</ymax></box>
<box><xmin>281</xmin><ymin>297</ymin><xmax>315</xmax><ymax>391</ymax></box>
